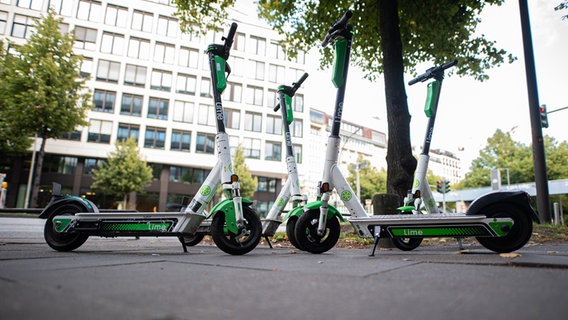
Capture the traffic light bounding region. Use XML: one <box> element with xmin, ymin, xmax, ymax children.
<box><xmin>540</xmin><ymin>104</ymin><xmax>549</xmax><ymax>128</ymax></box>
<box><xmin>436</xmin><ymin>180</ymin><xmax>450</xmax><ymax>194</ymax></box>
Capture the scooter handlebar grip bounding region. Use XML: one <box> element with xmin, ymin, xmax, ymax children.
<box><xmin>223</xmin><ymin>23</ymin><xmax>238</xmax><ymax>55</ymax></box>
<box><xmin>321</xmin><ymin>10</ymin><xmax>353</xmax><ymax>47</ymax></box>
<box><xmin>292</xmin><ymin>73</ymin><xmax>309</xmax><ymax>92</ymax></box>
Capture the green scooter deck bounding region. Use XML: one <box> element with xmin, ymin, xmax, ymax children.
<box><xmin>349</xmin><ymin>213</ymin><xmax>513</xmax><ymax>238</ymax></box>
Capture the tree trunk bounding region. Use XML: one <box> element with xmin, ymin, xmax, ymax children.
<box><xmin>379</xmin><ymin>0</ymin><xmax>417</xmax><ymax>201</ymax></box>
<box><xmin>29</xmin><ymin>134</ymin><xmax>47</xmax><ymax>208</ymax></box>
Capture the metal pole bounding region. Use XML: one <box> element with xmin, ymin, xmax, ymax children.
<box><xmin>518</xmin><ymin>0</ymin><xmax>551</xmax><ymax>222</ymax></box>
<box><xmin>24</xmin><ymin>135</ymin><xmax>38</xmax><ymax>209</ymax></box>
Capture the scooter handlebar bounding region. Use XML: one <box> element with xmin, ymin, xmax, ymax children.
<box><xmin>322</xmin><ymin>10</ymin><xmax>353</xmax><ymax>47</ymax></box>
<box><xmin>291</xmin><ymin>72</ymin><xmax>309</xmax><ymax>93</ymax></box>
<box><xmin>408</xmin><ymin>59</ymin><xmax>457</xmax><ymax>85</ymax></box>
<box><xmin>222</xmin><ymin>22</ymin><xmax>238</xmax><ymax>58</ymax></box>
<box><xmin>273</xmin><ymin>73</ymin><xmax>309</xmax><ymax>112</ymax></box>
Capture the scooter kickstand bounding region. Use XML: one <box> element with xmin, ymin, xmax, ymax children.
<box><xmin>178</xmin><ymin>236</ymin><xmax>188</xmax><ymax>253</ymax></box>
<box><xmin>265</xmin><ymin>236</ymin><xmax>273</xmax><ymax>249</ymax></box>
<box><xmin>456</xmin><ymin>237</ymin><xmax>464</xmax><ymax>251</ymax></box>
<box><xmin>369</xmin><ymin>235</ymin><xmax>380</xmax><ymax>257</ymax></box>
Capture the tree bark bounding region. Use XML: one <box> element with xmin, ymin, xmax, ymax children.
<box><xmin>379</xmin><ymin>0</ymin><xmax>417</xmax><ymax>201</ymax></box>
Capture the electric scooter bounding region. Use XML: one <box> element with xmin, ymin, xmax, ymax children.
<box><xmin>292</xmin><ymin>10</ymin><xmax>538</xmax><ymax>255</ymax></box>
<box><xmin>179</xmin><ymin>74</ymin><xmax>310</xmax><ymax>249</ymax></box>
<box><xmin>39</xmin><ymin>23</ymin><xmax>263</xmax><ymax>255</ymax></box>
<box><xmin>261</xmin><ymin>73</ymin><xmax>309</xmax><ymax>249</ymax></box>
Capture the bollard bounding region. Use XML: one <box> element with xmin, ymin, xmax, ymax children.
<box><xmin>553</xmin><ymin>202</ymin><xmax>560</xmax><ymax>225</ymax></box>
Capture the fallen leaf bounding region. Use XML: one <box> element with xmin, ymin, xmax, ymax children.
<box><xmin>500</xmin><ymin>253</ymin><xmax>521</xmax><ymax>259</ymax></box>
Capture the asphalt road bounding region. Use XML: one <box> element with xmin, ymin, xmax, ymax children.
<box><xmin>1</xmin><ymin>217</ymin><xmax>567</xmax><ymax>320</ymax></box>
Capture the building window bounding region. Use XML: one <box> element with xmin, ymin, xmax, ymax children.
<box><xmin>74</xmin><ymin>26</ymin><xmax>97</xmax><ymax>50</ymax></box>
<box><xmin>294</xmin><ymin>94</ymin><xmax>304</xmax><ymax>113</ymax></box>
<box><xmin>178</xmin><ymin>47</ymin><xmax>199</xmax><ymax>69</ymax></box>
<box><xmin>157</xmin><ymin>15</ymin><xmax>178</xmax><ymax>38</ymax></box>
<box><xmin>196</xmin><ymin>133</ymin><xmax>215</xmax><ymax>154</ymax></box>
<box><xmin>87</xmin><ymin>119</ymin><xmax>112</xmax><ymax>143</ymax></box>
<box><xmin>200</xmin><ymin>78</ymin><xmax>212</xmax><ymax>97</ymax></box>
<box><xmin>117</xmin><ymin>123</ymin><xmax>140</xmax><ymax>142</ymax></box>
<box><xmin>292</xmin><ymin>119</ymin><xmax>303</xmax><ymax>138</ymax></box>
<box><xmin>120</xmin><ymin>93</ymin><xmax>143</xmax><ymax>117</ymax></box>
<box><xmin>124</xmin><ymin>64</ymin><xmax>147</xmax><ymax>87</ymax></box>
<box><xmin>248</xmin><ymin>36</ymin><xmax>265</xmax><ymax>55</ymax></box>
<box><xmin>147</xmin><ymin>97</ymin><xmax>169</xmax><ymax>120</ymax></box>
<box><xmin>169</xmin><ymin>166</ymin><xmax>209</xmax><ymax>184</ymax></box>
<box><xmin>243</xmin><ymin>138</ymin><xmax>261</xmax><ymax>159</ymax></box>
<box><xmin>222</xmin><ymin>82</ymin><xmax>242</xmax><ymax>102</ymax></box>
<box><xmin>49</xmin><ymin>0</ymin><xmax>74</xmax><ymax>17</ymax></box>
<box><xmin>176</xmin><ymin>73</ymin><xmax>196</xmax><ymax>95</ymax></box>
<box><xmin>96</xmin><ymin>59</ymin><xmax>120</xmax><ymax>83</ymax></box>
<box><xmin>233</xmin><ymin>32</ymin><xmax>245</xmax><ymax>51</ymax></box>
<box><xmin>197</xmin><ymin>104</ymin><xmax>215</xmax><ymax>127</ymax></box>
<box><xmin>248</xmin><ymin>60</ymin><xmax>264</xmax><ymax>81</ymax></box>
<box><xmin>0</xmin><ymin>11</ymin><xmax>7</xmax><ymax>35</ymax></box>
<box><xmin>268</xmin><ymin>41</ymin><xmax>286</xmax><ymax>60</ymax></box>
<box><xmin>84</xmin><ymin>158</ymin><xmax>103</xmax><ymax>174</ymax></box>
<box><xmin>17</xmin><ymin>0</ymin><xmax>43</xmax><ymax>10</ymax></box>
<box><xmin>60</xmin><ymin>130</ymin><xmax>82</xmax><ymax>141</ymax></box>
<box><xmin>42</xmin><ymin>155</ymin><xmax>77</xmax><ymax>175</ymax></box>
<box><xmin>77</xmin><ymin>0</ymin><xmax>102</xmax><ymax>22</ymax></box>
<box><xmin>100</xmin><ymin>32</ymin><xmax>124</xmax><ymax>55</ymax></box>
<box><xmin>153</xmin><ymin>42</ymin><xmax>175</xmax><ymax>64</ymax></box>
<box><xmin>104</xmin><ymin>4</ymin><xmax>128</xmax><ymax>28</ymax></box>
<box><xmin>150</xmin><ymin>69</ymin><xmax>172</xmax><ymax>91</ymax></box>
<box><xmin>244</xmin><ymin>112</ymin><xmax>262</xmax><ymax>132</ymax></box>
<box><xmin>292</xmin><ymin>50</ymin><xmax>306</xmax><ymax>64</ymax></box>
<box><xmin>144</xmin><ymin>127</ymin><xmax>166</xmax><ymax>149</ymax></box>
<box><xmin>127</xmin><ymin>37</ymin><xmax>150</xmax><ymax>60</ymax></box>
<box><xmin>266</xmin><ymin>115</ymin><xmax>282</xmax><ymax>135</ymax></box>
<box><xmin>293</xmin><ymin>144</ymin><xmax>302</xmax><ymax>164</ymax></box>
<box><xmin>267</xmin><ymin>89</ymin><xmax>278</xmax><ymax>109</ymax></box>
<box><xmin>171</xmin><ymin>130</ymin><xmax>191</xmax><ymax>152</ymax></box>
<box><xmin>245</xmin><ymin>86</ymin><xmax>263</xmax><ymax>106</ymax></box>
<box><xmin>265</xmin><ymin>141</ymin><xmax>282</xmax><ymax>161</ymax></box>
<box><xmin>173</xmin><ymin>100</ymin><xmax>194</xmax><ymax>124</ymax></box>
<box><xmin>228</xmin><ymin>56</ymin><xmax>244</xmax><ymax>77</ymax></box>
<box><xmin>257</xmin><ymin>176</ymin><xmax>277</xmax><ymax>193</ymax></box>
<box><xmin>11</xmin><ymin>14</ymin><xmax>35</xmax><ymax>39</ymax></box>
<box><xmin>93</xmin><ymin>89</ymin><xmax>116</xmax><ymax>113</ymax></box>
<box><xmin>268</xmin><ymin>64</ymin><xmax>285</xmax><ymax>83</ymax></box>
<box><xmin>131</xmin><ymin>10</ymin><xmax>153</xmax><ymax>33</ymax></box>
<box><xmin>79</xmin><ymin>57</ymin><xmax>92</xmax><ymax>78</ymax></box>
<box><xmin>223</xmin><ymin>108</ymin><xmax>240</xmax><ymax>129</ymax></box>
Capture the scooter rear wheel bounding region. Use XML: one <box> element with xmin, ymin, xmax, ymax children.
<box><xmin>183</xmin><ymin>233</ymin><xmax>205</xmax><ymax>246</ymax></box>
<box><xmin>392</xmin><ymin>237</ymin><xmax>423</xmax><ymax>251</ymax></box>
<box><xmin>285</xmin><ymin>216</ymin><xmax>304</xmax><ymax>251</ymax></box>
<box><xmin>475</xmin><ymin>203</ymin><xmax>533</xmax><ymax>253</ymax></box>
<box><xmin>294</xmin><ymin>209</ymin><xmax>340</xmax><ymax>254</ymax></box>
<box><xmin>44</xmin><ymin>203</ymin><xmax>89</xmax><ymax>252</ymax></box>
<box><xmin>211</xmin><ymin>205</ymin><xmax>261</xmax><ymax>255</ymax></box>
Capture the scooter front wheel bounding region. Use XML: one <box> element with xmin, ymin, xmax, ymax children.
<box><xmin>294</xmin><ymin>209</ymin><xmax>340</xmax><ymax>254</ymax></box>
<box><xmin>392</xmin><ymin>237</ymin><xmax>423</xmax><ymax>251</ymax></box>
<box><xmin>211</xmin><ymin>206</ymin><xmax>262</xmax><ymax>255</ymax></box>
<box><xmin>475</xmin><ymin>203</ymin><xmax>533</xmax><ymax>253</ymax></box>
<box><xmin>44</xmin><ymin>203</ymin><xmax>89</xmax><ymax>252</ymax></box>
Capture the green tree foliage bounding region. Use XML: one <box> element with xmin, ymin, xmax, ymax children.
<box><xmin>556</xmin><ymin>1</ymin><xmax>568</xmax><ymax>20</ymax></box>
<box><xmin>174</xmin><ymin>0</ymin><xmax>513</xmax><ymax>200</ymax></box>
<box><xmin>91</xmin><ymin>137</ymin><xmax>153</xmax><ymax>210</ymax></box>
<box><xmin>232</xmin><ymin>145</ymin><xmax>258</xmax><ymax>199</ymax></box>
<box><xmin>1</xmin><ymin>10</ymin><xmax>91</xmax><ymax>207</ymax></box>
<box><xmin>459</xmin><ymin>129</ymin><xmax>568</xmax><ymax>189</ymax></box>
<box><xmin>346</xmin><ymin>158</ymin><xmax>387</xmax><ymax>204</ymax></box>
<box><xmin>0</xmin><ymin>41</ymin><xmax>32</xmax><ymax>155</ymax></box>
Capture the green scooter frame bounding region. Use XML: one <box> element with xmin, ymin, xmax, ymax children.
<box><xmin>293</xmin><ymin>10</ymin><xmax>538</xmax><ymax>255</ymax></box>
<box><xmin>39</xmin><ymin>23</ymin><xmax>262</xmax><ymax>255</ymax></box>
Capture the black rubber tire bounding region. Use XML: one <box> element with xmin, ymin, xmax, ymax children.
<box><xmin>294</xmin><ymin>209</ymin><xmax>340</xmax><ymax>254</ymax></box>
<box><xmin>475</xmin><ymin>203</ymin><xmax>533</xmax><ymax>253</ymax></box>
<box><xmin>44</xmin><ymin>203</ymin><xmax>89</xmax><ymax>252</ymax></box>
<box><xmin>392</xmin><ymin>237</ymin><xmax>423</xmax><ymax>251</ymax></box>
<box><xmin>210</xmin><ymin>205</ymin><xmax>262</xmax><ymax>255</ymax></box>
<box><xmin>285</xmin><ymin>216</ymin><xmax>304</xmax><ymax>250</ymax></box>
<box><xmin>183</xmin><ymin>233</ymin><xmax>205</xmax><ymax>246</ymax></box>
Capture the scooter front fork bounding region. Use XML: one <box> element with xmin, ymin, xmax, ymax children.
<box><xmin>317</xmin><ymin>193</ymin><xmax>330</xmax><ymax>236</ymax></box>
<box><xmin>231</xmin><ymin>181</ymin><xmax>245</xmax><ymax>230</ymax></box>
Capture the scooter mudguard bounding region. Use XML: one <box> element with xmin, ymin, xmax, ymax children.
<box><xmin>466</xmin><ymin>190</ymin><xmax>540</xmax><ymax>223</ymax></box>
<box><xmin>209</xmin><ymin>197</ymin><xmax>254</xmax><ymax>234</ymax></box>
<box><xmin>284</xmin><ymin>201</ymin><xmax>345</xmax><ymax>222</ymax></box>
<box><xmin>39</xmin><ymin>196</ymin><xmax>97</xmax><ymax>219</ymax></box>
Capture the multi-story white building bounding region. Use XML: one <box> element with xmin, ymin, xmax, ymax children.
<box><xmin>1</xmin><ymin>0</ymin><xmax>310</xmax><ymax>214</ymax></box>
